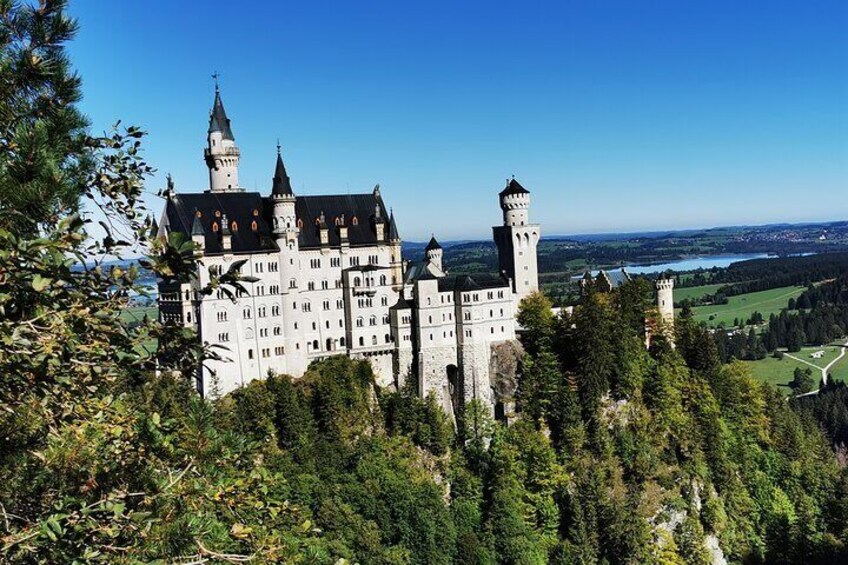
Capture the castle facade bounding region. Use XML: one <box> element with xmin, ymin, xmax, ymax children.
<box><xmin>157</xmin><ymin>87</ymin><xmax>539</xmax><ymax>416</ymax></box>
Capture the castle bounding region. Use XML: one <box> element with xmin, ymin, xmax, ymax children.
<box><xmin>156</xmin><ymin>86</ymin><xmax>539</xmax><ymax>418</ymax></box>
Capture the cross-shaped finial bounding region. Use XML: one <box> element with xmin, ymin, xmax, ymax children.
<box><xmin>276</xmin><ymin>138</ymin><xmax>281</xmax><ymax>154</ymax></box>
<box><xmin>211</xmin><ymin>71</ymin><xmax>220</xmax><ymax>92</ymax></box>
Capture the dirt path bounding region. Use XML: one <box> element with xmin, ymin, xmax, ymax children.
<box><xmin>790</xmin><ymin>338</ymin><xmax>848</xmax><ymax>397</ymax></box>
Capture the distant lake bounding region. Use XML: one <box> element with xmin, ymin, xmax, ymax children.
<box><xmin>573</xmin><ymin>254</ymin><xmax>773</xmax><ymax>279</ymax></box>
<box><xmin>624</xmin><ymin>253</ymin><xmax>773</xmax><ymax>274</ymax></box>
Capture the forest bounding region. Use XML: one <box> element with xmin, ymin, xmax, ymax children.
<box><xmin>5</xmin><ymin>2</ymin><xmax>848</xmax><ymax>563</ymax></box>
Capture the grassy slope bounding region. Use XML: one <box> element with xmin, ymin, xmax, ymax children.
<box><xmin>745</xmin><ymin>344</ymin><xmax>848</xmax><ymax>394</ymax></box>
<box><xmin>683</xmin><ymin>286</ymin><xmax>805</xmax><ymax>327</ymax></box>
<box><xmin>673</xmin><ymin>283</ymin><xmax>727</xmax><ymax>303</ymax></box>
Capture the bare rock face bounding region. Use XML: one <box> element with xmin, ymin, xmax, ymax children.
<box><xmin>489</xmin><ymin>340</ymin><xmax>525</xmax><ymax>402</ymax></box>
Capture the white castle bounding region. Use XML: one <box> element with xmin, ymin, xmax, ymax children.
<box><xmin>157</xmin><ymin>86</ymin><xmax>539</xmax><ymax>418</ymax></box>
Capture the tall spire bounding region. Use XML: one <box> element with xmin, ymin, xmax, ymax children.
<box><xmin>271</xmin><ymin>144</ymin><xmax>294</xmax><ymax>196</ymax></box>
<box><xmin>388</xmin><ymin>209</ymin><xmax>400</xmax><ymax>241</ymax></box>
<box><xmin>208</xmin><ymin>81</ymin><xmax>235</xmax><ymax>141</ymax></box>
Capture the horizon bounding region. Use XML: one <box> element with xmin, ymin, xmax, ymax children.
<box><xmin>69</xmin><ymin>0</ymin><xmax>847</xmax><ymax>240</ymax></box>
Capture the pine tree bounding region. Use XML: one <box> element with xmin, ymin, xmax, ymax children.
<box><xmin>0</xmin><ymin>0</ymin><xmax>93</xmax><ymax>236</ymax></box>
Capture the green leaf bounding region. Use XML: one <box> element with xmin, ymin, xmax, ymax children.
<box><xmin>32</xmin><ymin>275</ymin><xmax>51</xmax><ymax>292</ymax></box>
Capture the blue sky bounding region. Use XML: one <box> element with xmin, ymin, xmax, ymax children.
<box><xmin>69</xmin><ymin>0</ymin><xmax>847</xmax><ymax>241</ymax></box>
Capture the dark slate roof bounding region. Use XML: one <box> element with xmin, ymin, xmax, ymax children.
<box><xmin>271</xmin><ymin>151</ymin><xmax>293</xmax><ymax>196</ymax></box>
<box><xmin>388</xmin><ymin>211</ymin><xmax>400</xmax><ymax>240</ymax></box>
<box><xmin>499</xmin><ymin>178</ymin><xmax>530</xmax><ymax>197</ymax></box>
<box><xmin>208</xmin><ymin>90</ymin><xmax>235</xmax><ymax>140</ymax></box>
<box><xmin>425</xmin><ymin>236</ymin><xmax>442</xmax><ymax>251</ymax></box>
<box><xmin>295</xmin><ymin>193</ymin><xmax>389</xmax><ymax>249</ymax></box>
<box><xmin>437</xmin><ymin>273</ymin><xmax>509</xmax><ymax>293</ymax></box>
<box><xmin>164</xmin><ymin>188</ymin><xmax>392</xmax><ymax>254</ymax></box>
<box><xmin>389</xmin><ymin>296</ymin><xmax>412</xmax><ymax>310</ymax></box>
<box><xmin>600</xmin><ymin>269</ymin><xmax>631</xmax><ymax>289</ymax></box>
<box><xmin>165</xmin><ymin>192</ymin><xmax>277</xmax><ymax>255</ymax></box>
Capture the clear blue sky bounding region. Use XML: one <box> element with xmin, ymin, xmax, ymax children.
<box><xmin>69</xmin><ymin>0</ymin><xmax>847</xmax><ymax>241</ymax></box>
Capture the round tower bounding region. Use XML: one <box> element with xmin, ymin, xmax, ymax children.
<box><xmin>499</xmin><ymin>180</ymin><xmax>531</xmax><ymax>227</ymax></box>
<box><xmin>425</xmin><ymin>236</ymin><xmax>443</xmax><ymax>272</ymax></box>
<box><xmin>656</xmin><ymin>277</ymin><xmax>675</xmax><ymax>326</ymax></box>
<box><xmin>204</xmin><ymin>82</ymin><xmax>241</xmax><ymax>192</ymax></box>
<box><xmin>493</xmin><ymin>177</ymin><xmax>540</xmax><ymax>304</ymax></box>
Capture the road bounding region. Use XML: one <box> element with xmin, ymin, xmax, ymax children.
<box><xmin>789</xmin><ymin>338</ymin><xmax>848</xmax><ymax>398</ymax></box>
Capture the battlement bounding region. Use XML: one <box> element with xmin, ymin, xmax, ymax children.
<box><xmin>655</xmin><ymin>278</ymin><xmax>674</xmax><ymax>290</ymax></box>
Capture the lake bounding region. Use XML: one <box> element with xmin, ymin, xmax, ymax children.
<box><xmin>574</xmin><ymin>253</ymin><xmax>773</xmax><ymax>279</ymax></box>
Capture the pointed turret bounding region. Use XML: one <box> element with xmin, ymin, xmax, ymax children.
<box><xmin>191</xmin><ymin>210</ymin><xmax>205</xmax><ymax>252</ymax></box>
<box><xmin>271</xmin><ymin>146</ymin><xmax>293</xmax><ymax>196</ymax></box>
<box><xmin>388</xmin><ymin>210</ymin><xmax>400</xmax><ymax>241</ymax></box>
<box><xmin>191</xmin><ymin>213</ymin><xmax>204</xmax><ymax>237</ymax></box>
<box><xmin>425</xmin><ymin>236</ymin><xmax>442</xmax><ymax>252</ymax></box>
<box><xmin>425</xmin><ymin>235</ymin><xmax>443</xmax><ymax>273</ymax></box>
<box><xmin>208</xmin><ymin>87</ymin><xmax>235</xmax><ymax>140</ymax></box>
<box><xmin>204</xmin><ymin>81</ymin><xmax>241</xmax><ymax>192</ymax></box>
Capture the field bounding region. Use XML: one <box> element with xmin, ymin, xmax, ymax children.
<box><xmin>681</xmin><ymin>285</ymin><xmax>805</xmax><ymax>327</ymax></box>
<box><xmin>673</xmin><ymin>283</ymin><xmax>726</xmax><ymax>303</ymax></box>
<box><xmin>745</xmin><ymin>343</ymin><xmax>848</xmax><ymax>394</ymax></box>
<box><xmin>120</xmin><ymin>305</ymin><xmax>158</xmax><ymax>325</ymax></box>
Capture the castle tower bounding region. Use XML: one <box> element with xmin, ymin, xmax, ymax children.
<box><xmin>204</xmin><ymin>82</ymin><xmax>242</xmax><ymax>192</ymax></box>
<box><xmin>388</xmin><ymin>210</ymin><xmax>404</xmax><ymax>289</ymax></box>
<box><xmin>656</xmin><ymin>277</ymin><xmax>675</xmax><ymax>342</ymax></box>
<box><xmin>492</xmin><ymin>178</ymin><xmax>540</xmax><ymax>304</ymax></box>
<box><xmin>271</xmin><ymin>144</ymin><xmax>296</xmax><ymax>236</ymax></box>
<box><xmin>425</xmin><ymin>236</ymin><xmax>443</xmax><ymax>273</ymax></box>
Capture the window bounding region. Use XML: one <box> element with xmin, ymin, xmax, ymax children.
<box><xmin>323</xmin><ymin>300</ymin><xmax>330</xmax><ymax>310</ymax></box>
<box><xmin>350</xmin><ymin>256</ymin><xmax>360</xmax><ymax>266</ymax></box>
<box><xmin>464</xmin><ymin>312</ymin><xmax>471</xmax><ymax>321</ymax></box>
<box><xmin>260</xmin><ymin>328</ymin><xmax>268</xmax><ymax>338</ymax></box>
<box><xmin>272</xmin><ymin>305</ymin><xmax>280</xmax><ymax>316</ymax></box>
<box><xmin>336</xmin><ymin>299</ymin><xmax>344</xmax><ymax>309</ymax></box>
<box><xmin>262</xmin><ymin>348</ymin><xmax>270</xmax><ymax>358</ymax></box>
<box><xmin>258</xmin><ymin>306</ymin><xmax>266</xmax><ymax>318</ymax></box>
<box><xmin>380</xmin><ymin>275</ymin><xmax>387</xmax><ymax>286</ymax></box>
<box><xmin>354</xmin><ymin>276</ymin><xmax>361</xmax><ymax>287</ymax></box>
<box><xmin>372</xmin><ymin>335</ymin><xmax>377</xmax><ymax>345</ymax></box>
<box><xmin>274</xmin><ymin>346</ymin><xmax>284</xmax><ymax>356</ymax></box>
<box><xmin>381</xmin><ymin>296</ymin><xmax>388</xmax><ymax>306</ymax></box>
<box><xmin>218</xmin><ymin>332</ymin><xmax>229</xmax><ymax>342</ymax></box>
<box><xmin>385</xmin><ymin>333</ymin><xmax>391</xmax><ymax>343</ymax></box>
<box><xmin>244</xmin><ymin>307</ymin><xmax>252</xmax><ymax>319</ymax></box>
<box><xmin>321</xmin><ymin>280</ymin><xmax>329</xmax><ymax>290</ymax></box>
<box><xmin>270</xmin><ymin>285</ymin><xmax>279</xmax><ymax>294</ymax></box>
<box><xmin>289</xmin><ymin>279</ymin><xmax>297</xmax><ymax>289</ymax></box>
<box><xmin>248</xmin><ymin>349</ymin><xmax>254</xmax><ymax>359</ymax></box>
<box><xmin>217</xmin><ymin>311</ymin><xmax>227</xmax><ymax>322</ymax></box>
<box><xmin>331</xmin><ymin>257</ymin><xmax>341</xmax><ymax>267</ymax></box>
<box><xmin>308</xmin><ymin>281</ymin><xmax>315</xmax><ymax>291</ymax></box>
<box><xmin>256</xmin><ymin>285</ymin><xmax>265</xmax><ymax>296</ymax></box>
<box><xmin>312</xmin><ymin>322</ymin><xmax>317</xmax><ymax>330</ymax></box>
<box><xmin>356</xmin><ymin>317</ymin><xmax>364</xmax><ymax>328</ymax></box>
<box><xmin>312</xmin><ymin>339</ymin><xmax>319</xmax><ymax>351</ymax></box>
<box><xmin>369</xmin><ymin>315</ymin><xmax>377</xmax><ymax>326</ymax></box>
<box><xmin>359</xmin><ymin>336</ymin><xmax>365</xmax><ymax>347</ymax></box>
<box><xmin>303</xmin><ymin>301</ymin><xmax>311</xmax><ymax>312</ymax></box>
<box><xmin>269</xmin><ymin>261</ymin><xmax>278</xmax><ymax>272</ymax></box>
<box><xmin>256</xmin><ymin>262</ymin><xmax>264</xmax><ymax>273</ymax></box>
<box><xmin>310</xmin><ymin>258</ymin><xmax>321</xmax><ymax>269</ymax></box>
<box><xmin>273</xmin><ymin>326</ymin><xmax>281</xmax><ymax>336</ymax></box>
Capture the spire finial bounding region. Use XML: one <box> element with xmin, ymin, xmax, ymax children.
<box><xmin>212</xmin><ymin>71</ymin><xmax>220</xmax><ymax>93</ymax></box>
<box><xmin>276</xmin><ymin>138</ymin><xmax>281</xmax><ymax>155</ymax></box>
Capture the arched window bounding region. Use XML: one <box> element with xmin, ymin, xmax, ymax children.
<box><xmin>385</xmin><ymin>333</ymin><xmax>391</xmax><ymax>343</ymax></box>
<box><xmin>354</xmin><ymin>276</ymin><xmax>361</xmax><ymax>286</ymax></box>
<box><xmin>297</xmin><ymin>219</ymin><xmax>303</xmax><ymax>229</ymax></box>
<box><xmin>340</xmin><ymin>337</ymin><xmax>346</xmax><ymax>347</ymax></box>
<box><xmin>380</xmin><ymin>275</ymin><xmax>387</xmax><ymax>286</ymax></box>
<box><xmin>231</xmin><ymin>221</ymin><xmax>238</xmax><ymax>231</ymax></box>
<box><xmin>351</xmin><ymin>216</ymin><xmax>359</xmax><ymax>226</ymax></box>
<box><xmin>251</xmin><ymin>220</ymin><xmax>258</xmax><ymax>231</ymax></box>
<box><xmin>356</xmin><ymin>317</ymin><xmax>364</xmax><ymax>328</ymax></box>
<box><xmin>312</xmin><ymin>339</ymin><xmax>319</xmax><ymax>351</ymax></box>
<box><xmin>359</xmin><ymin>336</ymin><xmax>364</xmax><ymax>347</ymax></box>
<box><xmin>370</xmin><ymin>315</ymin><xmax>377</xmax><ymax>326</ymax></box>
<box><xmin>212</xmin><ymin>222</ymin><xmax>219</xmax><ymax>232</ymax></box>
